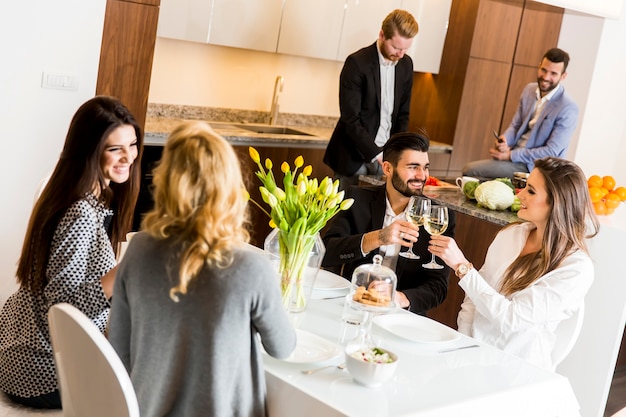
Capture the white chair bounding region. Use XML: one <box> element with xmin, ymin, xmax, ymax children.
<box><xmin>47</xmin><ymin>303</ymin><xmax>139</xmax><ymax>417</ymax></box>
<box><xmin>552</xmin><ymin>303</ymin><xmax>585</xmax><ymax>368</ymax></box>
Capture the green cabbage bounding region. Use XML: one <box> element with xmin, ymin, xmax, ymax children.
<box><xmin>463</xmin><ymin>181</ymin><xmax>480</xmax><ymax>200</ymax></box>
<box><xmin>474</xmin><ymin>180</ymin><xmax>515</xmax><ymax>210</ymax></box>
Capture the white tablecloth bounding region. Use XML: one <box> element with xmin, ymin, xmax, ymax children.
<box><xmin>263</xmin><ymin>297</ymin><xmax>580</xmax><ymax>417</ymax></box>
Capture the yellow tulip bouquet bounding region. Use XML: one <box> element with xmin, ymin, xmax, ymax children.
<box><xmin>248</xmin><ymin>147</ymin><xmax>354</xmax><ymax>311</ymax></box>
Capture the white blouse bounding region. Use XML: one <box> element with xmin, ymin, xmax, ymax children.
<box><xmin>457</xmin><ymin>222</ymin><xmax>594</xmax><ymax>370</ymax></box>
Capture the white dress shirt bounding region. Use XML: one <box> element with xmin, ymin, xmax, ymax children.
<box><xmin>373</xmin><ymin>41</ymin><xmax>397</xmax><ymax>156</ymax></box>
<box><xmin>457</xmin><ymin>222</ymin><xmax>593</xmax><ymax>370</ymax></box>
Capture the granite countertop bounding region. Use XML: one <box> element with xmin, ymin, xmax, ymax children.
<box><xmin>359</xmin><ymin>175</ymin><xmax>520</xmax><ymax>226</ymax></box>
<box><xmin>144</xmin><ymin>116</ymin><xmax>453</xmax><ymax>153</ymax></box>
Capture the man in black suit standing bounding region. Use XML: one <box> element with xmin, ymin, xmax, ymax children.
<box><xmin>323</xmin><ymin>9</ymin><xmax>419</xmax><ymax>190</ymax></box>
<box><xmin>322</xmin><ymin>132</ymin><xmax>455</xmax><ymax>314</ymax></box>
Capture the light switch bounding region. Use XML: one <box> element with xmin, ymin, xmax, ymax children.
<box><xmin>41</xmin><ymin>72</ymin><xmax>79</xmax><ymax>91</ymax></box>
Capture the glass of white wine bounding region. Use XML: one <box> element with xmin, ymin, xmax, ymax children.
<box><xmin>399</xmin><ymin>196</ymin><xmax>430</xmax><ymax>259</ymax></box>
<box><xmin>422</xmin><ymin>205</ymin><xmax>449</xmax><ymax>269</ymax></box>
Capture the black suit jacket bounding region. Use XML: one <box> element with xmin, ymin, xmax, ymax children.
<box><xmin>323</xmin><ymin>42</ymin><xmax>414</xmax><ymax>176</ymax></box>
<box><xmin>321</xmin><ymin>185</ymin><xmax>455</xmax><ymax>314</ymax></box>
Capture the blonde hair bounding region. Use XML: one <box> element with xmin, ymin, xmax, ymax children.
<box><xmin>381</xmin><ymin>9</ymin><xmax>419</xmax><ymax>39</ymax></box>
<box><xmin>500</xmin><ymin>157</ymin><xmax>599</xmax><ymax>296</ymax></box>
<box><xmin>141</xmin><ymin>121</ymin><xmax>250</xmax><ymax>301</ymax></box>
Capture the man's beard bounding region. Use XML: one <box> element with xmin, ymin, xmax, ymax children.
<box><xmin>537</xmin><ymin>76</ymin><xmax>558</xmax><ymax>94</ymax></box>
<box><xmin>391</xmin><ymin>170</ymin><xmax>423</xmax><ymax>197</ymax></box>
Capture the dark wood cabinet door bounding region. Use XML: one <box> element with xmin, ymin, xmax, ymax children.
<box><xmin>96</xmin><ymin>0</ymin><xmax>160</xmax><ymax>130</ymax></box>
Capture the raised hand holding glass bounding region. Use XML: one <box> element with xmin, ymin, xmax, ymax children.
<box><xmin>399</xmin><ymin>196</ymin><xmax>430</xmax><ymax>259</ymax></box>
<box><xmin>422</xmin><ymin>205</ymin><xmax>449</xmax><ymax>270</ymax></box>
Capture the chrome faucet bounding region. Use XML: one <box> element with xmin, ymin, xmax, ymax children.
<box><xmin>269</xmin><ymin>75</ymin><xmax>283</xmax><ymax>125</ymax></box>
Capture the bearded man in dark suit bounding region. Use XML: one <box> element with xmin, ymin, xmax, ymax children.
<box><xmin>322</xmin><ymin>132</ymin><xmax>455</xmax><ymax>314</ymax></box>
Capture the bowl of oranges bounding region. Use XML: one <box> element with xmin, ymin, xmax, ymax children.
<box><xmin>587</xmin><ymin>175</ymin><xmax>626</xmax><ymax>215</ymax></box>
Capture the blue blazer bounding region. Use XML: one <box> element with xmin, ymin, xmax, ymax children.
<box><xmin>504</xmin><ymin>83</ymin><xmax>579</xmax><ymax>171</ymax></box>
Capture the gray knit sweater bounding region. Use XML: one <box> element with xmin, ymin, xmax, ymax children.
<box><xmin>108</xmin><ymin>232</ymin><xmax>296</xmax><ymax>417</ymax></box>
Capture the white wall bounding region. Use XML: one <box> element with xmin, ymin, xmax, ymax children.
<box><xmin>0</xmin><ymin>0</ymin><xmax>106</xmax><ymax>305</ymax></box>
<box><xmin>560</xmin><ymin>10</ymin><xmax>626</xmax><ymax>187</ymax></box>
<box><xmin>555</xmin><ymin>7</ymin><xmax>626</xmax><ymax>417</ymax></box>
<box><xmin>148</xmin><ymin>38</ymin><xmax>343</xmax><ymax>117</ymax></box>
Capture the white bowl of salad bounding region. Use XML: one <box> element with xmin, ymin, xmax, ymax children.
<box><xmin>344</xmin><ymin>345</ymin><xmax>398</xmax><ymax>387</ymax></box>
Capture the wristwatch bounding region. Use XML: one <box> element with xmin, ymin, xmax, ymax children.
<box><xmin>455</xmin><ymin>262</ymin><xmax>473</xmax><ymax>278</ymax></box>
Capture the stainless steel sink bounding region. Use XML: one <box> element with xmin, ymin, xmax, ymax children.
<box><xmin>233</xmin><ymin>124</ymin><xmax>314</xmax><ymax>136</ymax></box>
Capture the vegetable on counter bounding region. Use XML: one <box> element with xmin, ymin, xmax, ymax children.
<box><xmin>463</xmin><ymin>181</ymin><xmax>480</xmax><ymax>199</ymax></box>
<box><xmin>474</xmin><ymin>180</ymin><xmax>516</xmax><ymax>211</ymax></box>
<box><xmin>425</xmin><ymin>176</ymin><xmax>447</xmax><ymax>187</ymax></box>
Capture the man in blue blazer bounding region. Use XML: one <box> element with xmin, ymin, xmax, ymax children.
<box><xmin>463</xmin><ymin>48</ymin><xmax>579</xmax><ymax>180</ymax></box>
<box><xmin>323</xmin><ymin>9</ymin><xmax>418</xmax><ymax>190</ymax></box>
<box><xmin>322</xmin><ymin>132</ymin><xmax>455</xmax><ymax>315</ymax></box>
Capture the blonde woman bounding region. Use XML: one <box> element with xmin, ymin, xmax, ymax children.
<box><xmin>108</xmin><ymin>121</ymin><xmax>296</xmax><ymax>417</ymax></box>
<box><xmin>429</xmin><ymin>157</ymin><xmax>599</xmax><ymax>370</ymax></box>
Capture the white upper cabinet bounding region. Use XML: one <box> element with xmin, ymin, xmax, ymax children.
<box><xmin>157</xmin><ymin>0</ymin><xmax>283</xmax><ymax>51</ymax></box>
<box><xmin>277</xmin><ymin>0</ymin><xmax>346</xmax><ymax>60</ymax></box>
<box><xmin>157</xmin><ymin>0</ymin><xmax>213</xmax><ymax>43</ymax></box>
<box><xmin>532</xmin><ymin>0</ymin><xmax>622</xmax><ymax>18</ymax></box>
<box><xmin>208</xmin><ymin>0</ymin><xmax>283</xmax><ymax>52</ymax></box>
<box><xmin>336</xmin><ymin>0</ymin><xmax>402</xmax><ymax>62</ymax></box>
<box><xmin>156</xmin><ymin>0</ymin><xmax>451</xmax><ymax>73</ymax></box>
<box><xmin>402</xmin><ymin>0</ymin><xmax>452</xmax><ymax>74</ymax></box>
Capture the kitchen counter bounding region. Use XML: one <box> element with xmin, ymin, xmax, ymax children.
<box><xmin>144</xmin><ymin>116</ymin><xmax>454</xmax><ymax>153</ymax></box>
<box><xmin>358</xmin><ymin>175</ymin><xmax>520</xmax><ymax>226</ymax></box>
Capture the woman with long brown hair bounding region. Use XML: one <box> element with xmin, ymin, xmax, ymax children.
<box><xmin>0</xmin><ymin>96</ymin><xmax>142</xmax><ymax>408</ymax></box>
<box><xmin>429</xmin><ymin>157</ymin><xmax>599</xmax><ymax>370</ymax></box>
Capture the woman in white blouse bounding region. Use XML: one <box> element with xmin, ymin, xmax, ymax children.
<box><xmin>0</xmin><ymin>96</ymin><xmax>142</xmax><ymax>408</ymax></box>
<box><xmin>428</xmin><ymin>157</ymin><xmax>599</xmax><ymax>370</ymax></box>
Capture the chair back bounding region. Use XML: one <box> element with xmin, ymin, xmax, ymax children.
<box><xmin>48</xmin><ymin>303</ymin><xmax>139</xmax><ymax>417</ymax></box>
<box><xmin>552</xmin><ymin>303</ymin><xmax>585</xmax><ymax>368</ymax></box>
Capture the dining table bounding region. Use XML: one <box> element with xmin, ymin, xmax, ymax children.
<box><xmin>262</xmin><ymin>278</ymin><xmax>581</xmax><ymax>417</ymax></box>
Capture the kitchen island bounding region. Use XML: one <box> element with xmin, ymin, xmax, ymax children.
<box><xmin>141</xmin><ymin>116</ymin><xmax>454</xmax><ymax>243</ymax></box>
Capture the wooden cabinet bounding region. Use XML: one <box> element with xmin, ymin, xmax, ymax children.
<box><xmin>96</xmin><ymin>0</ymin><xmax>160</xmax><ymax>130</ymax></box>
<box><xmin>408</xmin><ymin>0</ymin><xmax>564</xmax><ymax>177</ymax></box>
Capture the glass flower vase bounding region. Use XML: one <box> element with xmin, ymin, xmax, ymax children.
<box><xmin>264</xmin><ymin>228</ymin><xmax>326</xmax><ymax>314</ymax></box>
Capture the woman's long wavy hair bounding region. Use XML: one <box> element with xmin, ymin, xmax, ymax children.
<box><xmin>141</xmin><ymin>121</ymin><xmax>250</xmax><ymax>301</ymax></box>
<box><xmin>17</xmin><ymin>96</ymin><xmax>143</xmax><ymax>295</ymax></box>
<box><xmin>500</xmin><ymin>157</ymin><xmax>599</xmax><ymax>296</ymax></box>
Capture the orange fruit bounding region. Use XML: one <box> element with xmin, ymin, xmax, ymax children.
<box><xmin>593</xmin><ymin>201</ymin><xmax>608</xmax><ymax>215</ymax></box>
<box><xmin>602</xmin><ymin>175</ymin><xmax>616</xmax><ymax>191</ymax></box>
<box><xmin>605</xmin><ymin>193</ymin><xmax>621</xmax><ymax>209</ymax></box>
<box><xmin>606</xmin><ymin>207</ymin><xmax>616</xmax><ymax>215</ymax></box>
<box><xmin>600</xmin><ymin>187</ymin><xmax>610</xmax><ymax>198</ymax></box>
<box><xmin>588</xmin><ymin>186</ymin><xmax>604</xmax><ymax>203</ymax></box>
<box><xmin>588</xmin><ymin>175</ymin><xmax>603</xmax><ymax>188</ymax></box>
<box><xmin>614</xmin><ymin>186</ymin><xmax>626</xmax><ymax>202</ymax></box>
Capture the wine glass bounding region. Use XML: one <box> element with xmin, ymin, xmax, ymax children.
<box><xmin>422</xmin><ymin>205</ymin><xmax>449</xmax><ymax>270</ymax></box>
<box><xmin>400</xmin><ymin>196</ymin><xmax>430</xmax><ymax>259</ymax></box>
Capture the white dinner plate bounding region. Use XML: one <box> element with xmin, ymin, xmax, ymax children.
<box><xmin>314</xmin><ymin>269</ymin><xmax>350</xmax><ymax>291</ymax></box>
<box><xmin>280</xmin><ymin>329</ymin><xmax>342</xmax><ymax>364</ymax></box>
<box><xmin>373</xmin><ymin>313</ymin><xmax>461</xmax><ymax>343</ymax></box>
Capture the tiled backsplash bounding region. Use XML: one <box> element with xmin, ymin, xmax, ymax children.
<box><xmin>147</xmin><ymin>103</ymin><xmax>338</xmax><ymax>128</ymax></box>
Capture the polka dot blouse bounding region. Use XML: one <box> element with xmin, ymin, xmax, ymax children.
<box><xmin>0</xmin><ymin>193</ymin><xmax>115</xmax><ymax>398</ymax></box>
